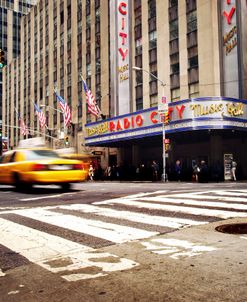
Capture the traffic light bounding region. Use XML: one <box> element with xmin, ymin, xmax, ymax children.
<box><xmin>0</xmin><ymin>49</ymin><xmax>5</xmax><ymax>69</ymax></box>
<box><xmin>164</xmin><ymin>111</ymin><xmax>170</xmax><ymax>125</ymax></box>
<box><xmin>65</xmin><ymin>136</ymin><xmax>69</xmax><ymax>147</ymax></box>
<box><xmin>164</xmin><ymin>138</ymin><xmax>170</xmax><ymax>151</ymax></box>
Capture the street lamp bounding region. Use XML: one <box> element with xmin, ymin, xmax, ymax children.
<box><xmin>132</xmin><ymin>66</ymin><xmax>167</xmax><ymax>181</ymax></box>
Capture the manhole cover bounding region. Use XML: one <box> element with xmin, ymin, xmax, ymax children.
<box><xmin>215</xmin><ymin>223</ymin><xmax>247</xmax><ymax>234</ymax></box>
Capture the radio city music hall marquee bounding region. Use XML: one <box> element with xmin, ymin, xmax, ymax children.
<box><xmin>85</xmin><ymin>97</ymin><xmax>247</xmax><ymax>145</ymax></box>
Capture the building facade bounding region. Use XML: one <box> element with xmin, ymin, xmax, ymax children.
<box><xmin>0</xmin><ymin>0</ymin><xmax>36</xmax><ymax>119</ymax></box>
<box><xmin>3</xmin><ymin>0</ymin><xmax>247</xmax><ymax>180</ymax></box>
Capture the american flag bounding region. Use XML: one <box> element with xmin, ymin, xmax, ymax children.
<box><xmin>54</xmin><ymin>91</ymin><xmax>72</xmax><ymax>127</ymax></box>
<box><xmin>17</xmin><ymin>113</ymin><xmax>29</xmax><ymax>136</ymax></box>
<box><xmin>82</xmin><ymin>79</ymin><xmax>100</xmax><ymax>117</ymax></box>
<box><xmin>34</xmin><ymin>103</ymin><xmax>46</xmax><ymax>129</ymax></box>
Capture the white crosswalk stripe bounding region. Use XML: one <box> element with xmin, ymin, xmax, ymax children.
<box><xmin>94</xmin><ymin>198</ymin><xmax>247</xmax><ymax>219</ymax></box>
<box><xmin>10</xmin><ymin>207</ymin><xmax>158</xmax><ymax>244</ymax></box>
<box><xmin>0</xmin><ymin>217</ymin><xmax>138</xmax><ymax>281</ymax></box>
<box><xmin>134</xmin><ymin>196</ymin><xmax>247</xmax><ymax>210</ymax></box>
<box><xmin>55</xmin><ymin>204</ymin><xmax>208</xmax><ymax>228</ymax></box>
<box><xmin>1</xmin><ymin>189</ymin><xmax>247</xmax><ymax>280</ymax></box>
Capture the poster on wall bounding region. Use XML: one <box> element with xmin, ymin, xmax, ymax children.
<box><xmin>224</xmin><ymin>153</ymin><xmax>233</xmax><ymax>180</ymax></box>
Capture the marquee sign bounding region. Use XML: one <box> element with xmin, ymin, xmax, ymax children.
<box><xmin>85</xmin><ymin>97</ymin><xmax>247</xmax><ymax>146</ymax></box>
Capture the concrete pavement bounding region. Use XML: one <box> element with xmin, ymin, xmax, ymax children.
<box><xmin>1</xmin><ymin>216</ymin><xmax>246</xmax><ymax>302</ymax></box>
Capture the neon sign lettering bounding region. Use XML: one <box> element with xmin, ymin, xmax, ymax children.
<box><xmin>118</xmin><ymin>1</ymin><xmax>128</xmax><ymax>61</ymax></box>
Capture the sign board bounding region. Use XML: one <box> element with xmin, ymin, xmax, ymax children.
<box><xmin>158</xmin><ymin>96</ymin><xmax>168</xmax><ymax>112</ymax></box>
<box><xmin>224</xmin><ymin>153</ymin><xmax>233</xmax><ymax>180</ymax></box>
<box><xmin>158</xmin><ymin>103</ymin><xmax>168</xmax><ymax>112</ymax></box>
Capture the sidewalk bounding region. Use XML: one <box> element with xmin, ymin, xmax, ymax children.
<box><xmin>98</xmin><ymin>217</ymin><xmax>247</xmax><ymax>302</ymax></box>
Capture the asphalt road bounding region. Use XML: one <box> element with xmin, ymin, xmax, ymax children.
<box><xmin>0</xmin><ymin>181</ymin><xmax>247</xmax><ymax>302</ymax></box>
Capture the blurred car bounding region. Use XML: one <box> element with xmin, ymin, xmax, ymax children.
<box><xmin>59</xmin><ymin>153</ymin><xmax>92</xmax><ymax>179</ymax></box>
<box><xmin>0</xmin><ymin>148</ymin><xmax>88</xmax><ymax>191</ymax></box>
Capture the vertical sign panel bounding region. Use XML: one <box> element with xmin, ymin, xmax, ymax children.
<box><xmin>117</xmin><ymin>0</ymin><xmax>131</xmax><ymax>115</ymax></box>
<box><xmin>221</xmin><ymin>0</ymin><xmax>239</xmax><ymax>97</ymax></box>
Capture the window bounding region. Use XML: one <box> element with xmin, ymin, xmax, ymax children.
<box><xmin>136</xmin><ymin>98</ymin><xmax>143</xmax><ymax>110</ymax></box>
<box><xmin>135</xmin><ymin>85</ymin><xmax>143</xmax><ymax>99</ymax></box>
<box><xmin>135</xmin><ymin>24</ymin><xmax>142</xmax><ymax>39</ymax></box>
<box><xmin>169</xmin><ymin>0</ymin><xmax>178</xmax><ymax>7</ymax></box>
<box><xmin>149</xmin><ymin>80</ymin><xmax>157</xmax><ymax>96</ymax></box>
<box><xmin>60</xmin><ymin>10</ymin><xmax>64</xmax><ymax>24</ymax></box>
<box><xmin>189</xmin><ymin>83</ymin><xmax>199</xmax><ymax>98</ymax></box>
<box><xmin>187</xmin><ymin>10</ymin><xmax>197</xmax><ymax>33</ymax></box>
<box><xmin>171</xmin><ymin>88</ymin><xmax>180</xmax><ymax>101</ymax></box>
<box><xmin>150</xmin><ymin>95</ymin><xmax>157</xmax><ymax>107</ymax></box>
<box><xmin>169</xmin><ymin>19</ymin><xmax>178</xmax><ymax>40</ymax></box>
<box><xmin>86</xmin><ymin>64</ymin><xmax>91</xmax><ymax>77</ymax></box>
<box><xmin>135</xmin><ymin>38</ymin><xmax>142</xmax><ymax>55</ymax></box>
<box><xmin>149</xmin><ymin>48</ymin><xmax>157</xmax><ymax>63</ymax></box>
<box><xmin>188</xmin><ymin>55</ymin><xmax>198</xmax><ymax>68</ymax></box>
<box><xmin>149</xmin><ymin>31</ymin><xmax>157</xmax><ymax>49</ymax></box>
<box><xmin>135</xmin><ymin>6</ymin><xmax>142</xmax><ymax>26</ymax></box>
<box><xmin>170</xmin><ymin>53</ymin><xmax>179</xmax><ymax>74</ymax></box>
<box><xmin>148</xmin><ymin>0</ymin><xmax>156</xmax><ymax>19</ymax></box>
<box><xmin>186</xmin><ymin>0</ymin><xmax>197</xmax><ymax>13</ymax></box>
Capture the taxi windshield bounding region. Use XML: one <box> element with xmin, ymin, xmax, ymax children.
<box><xmin>24</xmin><ymin>150</ymin><xmax>60</xmax><ymax>161</ymax></box>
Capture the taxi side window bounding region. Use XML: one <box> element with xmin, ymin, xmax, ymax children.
<box><xmin>1</xmin><ymin>152</ymin><xmax>15</xmax><ymax>163</ymax></box>
<box><xmin>9</xmin><ymin>152</ymin><xmax>16</xmax><ymax>162</ymax></box>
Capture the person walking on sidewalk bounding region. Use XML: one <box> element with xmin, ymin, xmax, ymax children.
<box><xmin>231</xmin><ymin>160</ymin><xmax>237</xmax><ymax>181</ymax></box>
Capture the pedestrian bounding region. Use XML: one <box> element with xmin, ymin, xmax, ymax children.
<box><xmin>192</xmin><ymin>160</ymin><xmax>199</xmax><ymax>182</ymax></box>
<box><xmin>198</xmin><ymin>160</ymin><xmax>208</xmax><ymax>183</ymax></box>
<box><xmin>175</xmin><ymin>160</ymin><xmax>182</xmax><ymax>181</ymax></box>
<box><xmin>88</xmin><ymin>164</ymin><xmax>95</xmax><ymax>181</ymax></box>
<box><xmin>231</xmin><ymin>160</ymin><xmax>237</xmax><ymax>181</ymax></box>
<box><xmin>151</xmin><ymin>160</ymin><xmax>160</xmax><ymax>181</ymax></box>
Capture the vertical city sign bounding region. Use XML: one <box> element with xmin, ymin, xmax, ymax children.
<box><xmin>221</xmin><ymin>0</ymin><xmax>239</xmax><ymax>97</ymax></box>
<box><xmin>117</xmin><ymin>0</ymin><xmax>131</xmax><ymax>115</ymax></box>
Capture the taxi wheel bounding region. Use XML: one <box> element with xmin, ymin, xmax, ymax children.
<box><xmin>14</xmin><ymin>173</ymin><xmax>32</xmax><ymax>192</ymax></box>
<box><xmin>61</xmin><ymin>183</ymin><xmax>71</xmax><ymax>191</ymax></box>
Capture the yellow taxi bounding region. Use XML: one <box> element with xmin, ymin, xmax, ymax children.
<box><xmin>0</xmin><ymin>147</ymin><xmax>88</xmax><ymax>191</ymax></box>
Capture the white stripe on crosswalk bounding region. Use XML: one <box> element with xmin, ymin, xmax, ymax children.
<box><xmin>162</xmin><ymin>193</ymin><xmax>247</xmax><ymax>203</ymax></box>
<box><xmin>212</xmin><ymin>190</ymin><xmax>247</xmax><ymax>196</ymax></box>
<box><xmin>54</xmin><ymin>204</ymin><xmax>207</xmax><ymax>228</ymax></box>
<box><xmin>10</xmin><ymin>208</ymin><xmax>157</xmax><ymax>243</ymax></box>
<box><xmin>136</xmin><ymin>196</ymin><xmax>247</xmax><ymax>210</ymax></box>
<box><xmin>94</xmin><ymin>198</ymin><xmax>247</xmax><ymax>219</ymax></box>
<box><xmin>0</xmin><ymin>217</ymin><xmax>138</xmax><ymax>281</ymax></box>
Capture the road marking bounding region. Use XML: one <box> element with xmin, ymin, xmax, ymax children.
<box><xmin>55</xmin><ymin>204</ymin><xmax>207</xmax><ymax>228</ymax></box>
<box><xmin>94</xmin><ymin>198</ymin><xmax>247</xmax><ymax>219</ymax></box>
<box><xmin>142</xmin><ymin>238</ymin><xmax>218</xmax><ymax>259</ymax></box>
<box><xmin>137</xmin><ymin>196</ymin><xmax>247</xmax><ymax>210</ymax></box>
<box><xmin>9</xmin><ymin>208</ymin><xmax>158</xmax><ymax>243</ymax></box>
<box><xmin>162</xmin><ymin>193</ymin><xmax>247</xmax><ymax>203</ymax></box>
<box><xmin>19</xmin><ymin>192</ymin><xmax>77</xmax><ymax>201</ymax></box>
<box><xmin>212</xmin><ymin>190</ymin><xmax>247</xmax><ymax>196</ymax></box>
<box><xmin>0</xmin><ymin>217</ymin><xmax>138</xmax><ymax>281</ymax></box>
